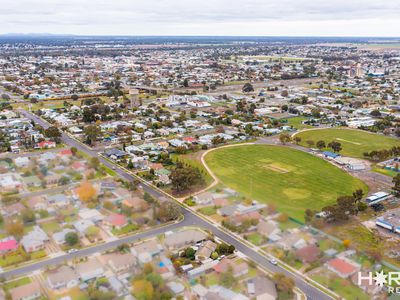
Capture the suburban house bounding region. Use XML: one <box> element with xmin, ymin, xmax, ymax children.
<box><xmin>104</xmin><ymin>213</ymin><xmax>128</xmax><ymax>229</ymax></box>
<box><xmin>206</xmin><ymin>284</ymin><xmax>249</xmax><ymax>300</ymax></box>
<box><xmin>164</xmin><ymin>229</ymin><xmax>207</xmax><ymax>250</ymax></box>
<box><xmin>295</xmin><ymin>245</ymin><xmax>321</xmax><ymax>264</ymax></box>
<box><xmin>47</xmin><ymin>265</ymin><xmax>79</xmax><ymax>289</ymax></box>
<box><xmin>37</xmin><ymin>140</ymin><xmax>56</xmax><ymax>149</ymax></box>
<box><xmin>9</xmin><ymin>281</ymin><xmax>41</xmax><ymax>300</ymax></box>
<box><xmin>122</xmin><ymin>196</ymin><xmax>149</xmax><ymax>212</ymax></box>
<box><xmin>257</xmin><ymin>219</ymin><xmax>282</xmax><ymax>241</ymax></box>
<box><xmin>187</xmin><ymin>259</ymin><xmax>219</xmax><ymax>279</ymax></box>
<box><xmin>0</xmin><ymin>236</ymin><xmax>18</xmax><ymax>254</ymax></box>
<box><xmin>193</xmin><ymin>192</ymin><xmax>214</xmax><ymax>206</ymax></box>
<box><xmin>247</xmin><ymin>277</ymin><xmax>278</xmax><ymax>300</ymax></box>
<box><xmin>214</xmin><ymin>258</ymin><xmax>249</xmax><ymax>278</ymax></box>
<box><xmin>196</xmin><ymin>240</ymin><xmax>217</xmax><ymax>261</ymax></box>
<box><xmin>73</xmin><ymin>219</ymin><xmax>95</xmax><ymax>236</ymax></box>
<box><xmin>326</xmin><ymin>258</ymin><xmax>361</xmax><ymax>278</ymax></box>
<box><xmin>53</xmin><ymin>228</ymin><xmax>76</xmax><ymax>245</ymax></box>
<box><xmin>75</xmin><ymin>258</ymin><xmax>105</xmax><ymax>281</ymax></box>
<box><xmin>20</xmin><ymin>226</ymin><xmax>49</xmax><ymax>253</ymax></box>
<box><xmin>131</xmin><ymin>240</ymin><xmax>163</xmax><ymax>264</ymax></box>
<box><xmin>103</xmin><ymin>252</ymin><xmax>136</xmax><ymax>273</ymax></box>
<box><xmin>27</xmin><ymin>196</ymin><xmax>47</xmax><ymax>211</ymax></box>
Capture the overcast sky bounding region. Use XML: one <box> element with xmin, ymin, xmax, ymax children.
<box><xmin>1</xmin><ymin>0</ymin><xmax>400</xmax><ymax>36</ymax></box>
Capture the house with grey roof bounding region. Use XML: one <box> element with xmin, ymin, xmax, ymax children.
<box><xmin>21</xmin><ymin>226</ymin><xmax>49</xmax><ymax>253</ymax></box>
<box><xmin>73</xmin><ymin>219</ymin><xmax>95</xmax><ymax>235</ymax></box>
<box><xmin>53</xmin><ymin>228</ymin><xmax>76</xmax><ymax>245</ymax></box>
<box><xmin>47</xmin><ymin>265</ymin><xmax>79</xmax><ymax>290</ymax></box>
<box><xmin>76</xmin><ymin>258</ymin><xmax>104</xmax><ymax>281</ymax></box>
<box><xmin>47</xmin><ymin>194</ymin><xmax>70</xmax><ymax>207</ymax></box>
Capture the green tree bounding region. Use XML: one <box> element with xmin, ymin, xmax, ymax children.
<box><xmin>70</xmin><ymin>147</ymin><xmax>78</xmax><ymax>156</ymax></box>
<box><xmin>170</xmin><ymin>163</ymin><xmax>203</xmax><ymax>193</ymax></box>
<box><xmin>185</xmin><ymin>247</ymin><xmax>196</xmax><ymax>260</ymax></box>
<box><xmin>219</xmin><ymin>267</ymin><xmax>237</xmax><ymax>288</ymax></box>
<box><xmin>316</xmin><ymin>140</ymin><xmax>326</xmax><ymax>150</ymax></box>
<box><xmin>65</xmin><ymin>232</ymin><xmax>79</xmax><ymax>246</ymax></box>
<box><xmin>279</xmin><ymin>133</ymin><xmax>291</xmax><ymax>145</ymax></box>
<box><xmin>22</xmin><ymin>208</ymin><xmax>36</xmax><ymax>224</ymax></box>
<box><xmin>273</xmin><ymin>273</ymin><xmax>295</xmax><ymax>294</ymax></box>
<box><xmin>44</xmin><ymin>126</ymin><xmax>62</xmax><ymax>143</ymax></box>
<box><xmin>157</xmin><ymin>201</ymin><xmax>181</xmax><ymax>221</ymax></box>
<box><xmin>132</xmin><ymin>280</ymin><xmax>154</xmax><ymax>300</ymax></box>
<box><xmin>85</xmin><ymin>226</ymin><xmax>99</xmax><ymax>239</ymax></box>
<box><xmin>84</xmin><ymin>125</ymin><xmax>101</xmax><ymax>146</ymax></box>
<box><xmin>242</xmin><ymin>83</ymin><xmax>254</xmax><ymax>93</ymax></box>
<box><xmin>328</xmin><ymin>141</ymin><xmax>342</xmax><ymax>153</ymax></box>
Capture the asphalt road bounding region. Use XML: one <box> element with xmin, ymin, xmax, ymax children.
<box><xmin>17</xmin><ymin>110</ymin><xmax>333</xmax><ymax>300</ymax></box>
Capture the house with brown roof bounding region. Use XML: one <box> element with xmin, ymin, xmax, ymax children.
<box><xmin>164</xmin><ymin>229</ymin><xmax>207</xmax><ymax>250</ymax></box>
<box><xmin>295</xmin><ymin>245</ymin><xmax>320</xmax><ymax>264</ymax></box>
<box><xmin>2</xmin><ymin>202</ymin><xmax>25</xmax><ymax>217</ymax></box>
<box><xmin>131</xmin><ymin>240</ymin><xmax>162</xmax><ymax>264</ymax></box>
<box><xmin>26</xmin><ymin>196</ymin><xmax>46</xmax><ymax>211</ymax></box>
<box><xmin>214</xmin><ymin>258</ymin><xmax>249</xmax><ymax>278</ymax></box>
<box><xmin>122</xmin><ymin>196</ymin><xmax>149</xmax><ymax>212</ymax></box>
<box><xmin>9</xmin><ymin>281</ymin><xmax>41</xmax><ymax>300</ymax></box>
<box><xmin>103</xmin><ymin>252</ymin><xmax>136</xmax><ymax>273</ymax></box>
<box><xmin>196</xmin><ymin>240</ymin><xmax>217</xmax><ymax>261</ymax></box>
<box><xmin>257</xmin><ymin>220</ymin><xmax>281</xmax><ymax>238</ymax></box>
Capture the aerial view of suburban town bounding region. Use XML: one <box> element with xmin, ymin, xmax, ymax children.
<box><xmin>0</xmin><ymin>1</ymin><xmax>399</xmax><ymax>300</ymax></box>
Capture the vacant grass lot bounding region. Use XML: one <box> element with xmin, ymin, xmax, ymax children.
<box><xmin>205</xmin><ymin>145</ymin><xmax>367</xmax><ymax>220</ymax></box>
<box><xmin>295</xmin><ymin>128</ymin><xmax>399</xmax><ymax>158</ymax></box>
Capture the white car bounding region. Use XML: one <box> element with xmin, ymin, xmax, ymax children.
<box><xmin>68</xmin><ymin>249</ymin><xmax>78</xmax><ymax>254</ymax></box>
<box><xmin>269</xmin><ymin>258</ymin><xmax>278</xmax><ymax>265</ymax></box>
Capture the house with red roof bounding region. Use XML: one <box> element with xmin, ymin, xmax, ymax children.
<box><xmin>0</xmin><ymin>237</ymin><xmax>18</xmax><ymax>254</ymax></box>
<box><xmin>326</xmin><ymin>257</ymin><xmax>360</xmax><ymax>278</ymax></box>
<box><xmin>183</xmin><ymin>136</ymin><xmax>197</xmax><ymax>144</ymax></box>
<box><xmin>37</xmin><ymin>140</ymin><xmax>56</xmax><ymax>149</ymax></box>
<box><xmin>104</xmin><ymin>213</ymin><xmax>128</xmax><ymax>229</ymax></box>
<box><xmin>71</xmin><ymin>161</ymin><xmax>87</xmax><ymax>172</ymax></box>
<box><xmin>58</xmin><ymin>149</ymin><xmax>73</xmax><ymax>156</ymax></box>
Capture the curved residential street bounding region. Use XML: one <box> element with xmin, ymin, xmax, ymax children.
<box><xmin>16</xmin><ymin>109</ymin><xmax>336</xmax><ymax>300</ymax></box>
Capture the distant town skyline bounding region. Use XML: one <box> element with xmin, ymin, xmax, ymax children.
<box><xmin>1</xmin><ymin>0</ymin><xmax>400</xmax><ymax>37</ymax></box>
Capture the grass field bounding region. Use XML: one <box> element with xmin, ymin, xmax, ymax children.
<box><xmin>205</xmin><ymin>145</ymin><xmax>367</xmax><ymax>220</ymax></box>
<box><xmin>295</xmin><ymin>128</ymin><xmax>399</xmax><ymax>158</ymax></box>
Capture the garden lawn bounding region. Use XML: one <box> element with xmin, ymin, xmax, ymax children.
<box><xmin>198</xmin><ymin>206</ymin><xmax>217</xmax><ymax>216</ymax></box>
<box><xmin>205</xmin><ymin>145</ymin><xmax>367</xmax><ymax>221</ymax></box>
<box><xmin>295</xmin><ymin>128</ymin><xmax>399</xmax><ymax>158</ymax></box>
<box><xmin>311</xmin><ymin>274</ymin><xmax>369</xmax><ymax>300</ymax></box>
<box><xmin>286</xmin><ymin>117</ymin><xmax>314</xmax><ymax>130</ymax></box>
<box><xmin>111</xmin><ymin>223</ymin><xmax>139</xmax><ymax>236</ymax></box>
<box><xmin>3</xmin><ymin>277</ymin><xmax>31</xmax><ymax>290</ymax></box>
<box><xmin>372</xmin><ymin>166</ymin><xmax>398</xmax><ymax>178</ymax></box>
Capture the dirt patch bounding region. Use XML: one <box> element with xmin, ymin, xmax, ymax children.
<box><xmin>335</xmin><ymin>138</ymin><xmax>362</xmax><ymax>145</ymax></box>
<box><xmin>263</xmin><ymin>164</ymin><xmax>290</xmax><ymax>174</ymax></box>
